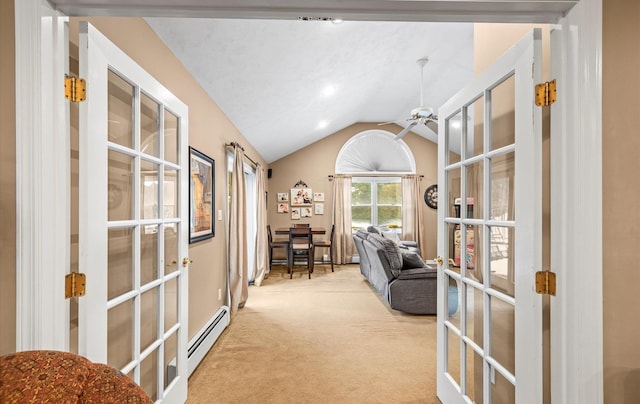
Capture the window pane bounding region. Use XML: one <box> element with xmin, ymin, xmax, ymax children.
<box><xmin>352</xmin><ymin>206</ymin><xmax>371</xmax><ymax>229</ymax></box>
<box><xmin>377</xmin><ymin>206</ymin><xmax>401</xmax><ymax>228</ymax></box>
<box><xmin>352</xmin><ymin>182</ymin><xmax>371</xmax><ymax>205</ymax></box>
<box><xmin>377</xmin><ymin>182</ymin><xmax>401</xmax><ymax>204</ymax></box>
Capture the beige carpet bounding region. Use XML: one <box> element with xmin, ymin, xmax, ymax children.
<box><xmin>187</xmin><ymin>264</ymin><xmax>441</xmax><ymax>404</ymax></box>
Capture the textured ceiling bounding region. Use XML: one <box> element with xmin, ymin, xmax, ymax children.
<box><xmin>146</xmin><ymin>18</ymin><xmax>474</xmax><ymax>162</ymax></box>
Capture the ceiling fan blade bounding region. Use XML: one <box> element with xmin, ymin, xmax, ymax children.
<box><xmin>394</xmin><ymin>121</ymin><xmax>418</xmax><ymax>140</ymax></box>
<box><xmin>378</xmin><ymin>120</ymin><xmax>399</xmax><ymax>126</ymax></box>
<box><xmin>425</xmin><ymin>119</ymin><xmax>438</xmax><ymax>133</ymax></box>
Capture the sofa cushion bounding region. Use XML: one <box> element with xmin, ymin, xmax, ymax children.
<box><xmin>401</xmin><ymin>250</ymin><xmax>425</xmax><ymax>270</ymax></box>
<box><xmin>368</xmin><ymin>234</ymin><xmax>402</xmax><ymax>272</ymax></box>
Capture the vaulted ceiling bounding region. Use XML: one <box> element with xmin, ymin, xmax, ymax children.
<box><xmin>51</xmin><ymin>0</ymin><xmax>577</xmax><ymax>162</ymax></box>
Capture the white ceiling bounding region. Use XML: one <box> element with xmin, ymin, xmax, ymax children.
<box><xmin>145</xmin><ymin>18</ymin><xmax>474</xmax><ymax>162</ymax></box>
<box><xmin>51</xmin><ymin>0</ymin><xmax>576</xmax><ymax>162</ymax></box>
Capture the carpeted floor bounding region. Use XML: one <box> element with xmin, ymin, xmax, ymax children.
<box><xmin>186</xmin><ymin>264</ymin><xmax>441</xmax><ymax>404</ymax></box>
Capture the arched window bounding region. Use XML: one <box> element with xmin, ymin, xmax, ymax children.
<box><xmin>335</xmin><ymin>130</ymin><xmax>417</xmax><ymax>231</ymax></box>
<box><xmin>335</xmin><ymin>129</ymin><xmax>416</xmax><ymax>174</ymax></box>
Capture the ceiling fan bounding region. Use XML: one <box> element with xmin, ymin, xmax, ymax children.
<box><xmin>380</xmin><ymin>57</ymin><xmax>438</xmax><ymax>140</ymax></box>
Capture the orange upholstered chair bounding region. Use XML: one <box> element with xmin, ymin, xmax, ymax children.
<box><xmin>0</xmin><ymin>350</ymin><xmax>152</xmax><ymax>403</ymax></box>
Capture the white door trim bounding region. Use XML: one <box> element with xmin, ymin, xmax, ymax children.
<box><xmin>14</xmin><ymin>0</ymin><xmax>69</xmax><ymax>351</ymax></box>
<box><xmin>14</xmin><ymin>1</ymin><xmax>603</xmax><ymax>402</ymax></box>
<box><xmin>550</xmin><ymin>0</ymin><xmax>603</xmax><ymax>402</ymax></box>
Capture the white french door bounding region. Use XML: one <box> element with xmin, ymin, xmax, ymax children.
<box><xmin>436</xmin><ymin>29</ymin><xmax>542</xmax><ymax>403</ymax></box>
<box><xmin>78</xmin><ymin>22</ymin><xmax>189</xmax><ymax>403</ymax></box>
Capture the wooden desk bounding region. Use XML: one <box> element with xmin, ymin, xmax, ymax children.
<box><xmin>274</xmin><ymin>227</ymin><xmax>326</xmax><ymax>235</ymax></box>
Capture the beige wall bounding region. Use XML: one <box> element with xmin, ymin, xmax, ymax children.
<box><xmin>603</xmin><ymin>0</ymin><xmax>640</xmax><ymax>402</ymax></box>
<box><xmin>268</xmin><ymin>123</ymin><xmax>439</xmax><ymax>261</ymax></box>
<box><xmin>69</xmin><ymin>17</ymin><xmax>268</xmax><ymax>340</ymax></box>
<box><xmin>0</xmin><ymin>0</ymin><xmax>16</xmax><ymax>355</ymax></box>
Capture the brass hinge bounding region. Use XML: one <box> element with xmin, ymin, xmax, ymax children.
<box><xmin>535</xmin><ymin>79</ymin><xmax>556</xmax><ymax>107</ymax></box>
<box><xmin>535</xmin><ymin>271</ymin><xmax>556</xmax><ymax>296</ymax></box>
<box><xmin>65</xmin><ymin>272</ymin><xmax>86</xmax><ymax>299</ymax></box>
<box><xmin>64</xmin><ymin>75</ymin><xmax>86</xmax><ymax>102</ymax></box>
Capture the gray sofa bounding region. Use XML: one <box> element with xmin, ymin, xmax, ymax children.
<box><xmin>353</xmin><ymin>228</ymin><xmax>458</xmax><ymax>315</ymax></box>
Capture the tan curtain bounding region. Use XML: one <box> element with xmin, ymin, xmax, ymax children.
<box><xmin>229</xmin><ymin>146</ymin><xmax>248</xmax><ymax>313</ymax></box>
<box><xmin>253</xmin><ymin>164</ymin><xmax>269</xmax><ymax>286</ymax></box>
<box><xmin>332</xmin><ymin>174</ymin><xmax>353</xmax><ymax>264</ymax></box>
<box><xmin>402</xmin><ymin>175</ymin><xmax>427</xmax><ymax>258</ymax></box>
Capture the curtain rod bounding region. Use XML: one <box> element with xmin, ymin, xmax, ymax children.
<box><xmin>328</xmin><ymin>174</ymin><xmax>423</xmax><ymax>181</ymax></box>
<box><xmin>225</xmin><ymin>142</ymin><xmax>258</xmax><ymax>167</ymax></box>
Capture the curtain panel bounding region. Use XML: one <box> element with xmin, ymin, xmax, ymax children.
<box><xmin>332</xmin><ymin>174</ymin><xmax>353</xmax><ymax>264</ymax></box>
<box><xmin>402</xmin><ymin>175</ymin><xmax>427</xmax><ymax>258</ymax></box>
<box><xmin>253</xmin><ymin>164</ymin><xmax>269</xmax><ymax>286</ymax></box>
<box><xmin>229</xmin><ymin>147</ymin><xmax>248</xmax><ymax>313</ymax></box>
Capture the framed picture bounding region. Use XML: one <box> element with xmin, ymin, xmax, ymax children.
<box><xmin>301</xmin><ymin>207</ymin><xmax>313</xmax><ymax>218</ymax></box>
<box><xmin>314</xmin><ymin>203</ymin><xmax>324</xmax><ymax>215</ymax></box>
<box><xmin>313</xmin><ymin>192</ymin><xmax>324</xmax><ymax>202</ymax></box>
<box><xmin>189</xmin><ymin>147</ymin><xmax>215</xmax><ymax>243</ymax></box>
<box><xmin>291</xmin><ymin>188</ymin><xmax>313</xmax><ymax>206</ymax></box>
<box><xmin>291</xmin><ymin>208</ymin><xmax>301</xmax><ymax>220</ymax></box>
<box><xmin>277</xmin><ymin>203</ymin><xmax>289</xmax><ymax>213</ymax></box>
<box><xmin>277</xmin><ymin>192</ymin><xmax>289</xmax><ymax>202</ymax></box>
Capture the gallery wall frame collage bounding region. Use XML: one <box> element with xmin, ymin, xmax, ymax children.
<box><xmin>276</xmin><ymin>187</ymin><xmax>324</xmax><ymax>220</ymax></box>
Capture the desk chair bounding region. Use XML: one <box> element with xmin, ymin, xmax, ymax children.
<box><xmin>288</xmin><ymin>227</ymin><xmax>314</xmax><ymax>279</ymax></box>
<box><xmin>267</xmin><ymin>225</ymin><xmax>288</xmax><ymax>271</ymax></box>
<box><xmin>314</xmin><ymin>224</ymin><xmax>335</xmax><ymax>272</ymax></box>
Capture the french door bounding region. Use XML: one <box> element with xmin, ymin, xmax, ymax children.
<box><xmin>436</xmin><ymin>29</ymin><xmax>543</xmax><ymax>403</ymax></box>
<box><xmin>78</xmin><ymin>22</ymin><xmax>189</xmax><ymax>402</ymax></box>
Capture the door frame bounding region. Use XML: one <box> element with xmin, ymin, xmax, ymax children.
<box><xmin>14</xmin><ymin>0</ymin><xmax>602</xmax><ymax>402</ymax></box>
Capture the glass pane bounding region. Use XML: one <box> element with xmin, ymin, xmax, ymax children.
<box><xmin>165</xmin><ymin>223</ymin><xmax>179</xmax><ymax>275</ymax></box>
<box><xmin>447</xmin><ymin>110</ymin><xmax>462</xmax><ymax>165</ymax></box>
<box><xmin>352</xmin><ymin>182</ymin><xmax>371</xmax><ymax>204</ymax></box>
<box><xmin>352</xmin><ymin>206</ymin><xmax>372</xmax><ymax>229</ymax></box>
<box><xmin>490</xmin><ymin>75</ymin><xmax>516</xmax><ymax>151</ymax></box>
<box><xmin>164</xmin><ymin>331</ymin><xmax>178</xmax><ymax>389</ymax></box>
<box><xmin>448</xmin><ymin>223</ymin><xmax>460</xmax><ymax>274</ymax></box>
<box><xmin>108</xmin><ymin>228</ymin><xmax>134</xmax><ymax>300</ymax></box>
<box><xmin>377</xmin><ymin>206</ymin><xmax>401</xmax><ymax>229</ymax></box>
<box><xmin>491</xmin><ymin>367</ymin><xmax>515</xmax><ymax>404</ymax></box>
<box><xmin>164</xmin><ymin>168</ymin><xmax>178</xmax><ymax>219</ymax></box>
<box><xmin>447</xmin><ymin>275</ymin><xmax>461</xmax><ymax>329</ymax></box>
<box><xmin>466</xmin><ymin>345</ymin><xmax>484</xmax><ymax>402</ymax></box>
<box><xmin>140</xmin><ymin>92</ymin><xmax>160</xmax><ymax>158</ymax></box>
<box><xmin>108</xmin><ymin>299</ymin><xmax>133</xmax><ymax>371</ymax></box>
<box><xmin>490</xmin><ymin>226</ymin><xmax>515</xmax><ymax>297</ymax></box>
<box><xmin>456</xmin><ymin>225</ymin><xmax>478</xmax><ymax>271</ymax></box>
<box><xmin>141</xmin><ymin>287</ymin><xmax>159</xmax><ymax>352</ymax></box>
<box><xmin>466</xmin><ymin>160</ymin><xmax>483</xmax><ymax>219</ymax></box>
<box><xmin>141</xmin><ymin>160</ymin><xmax>159</xmax><ymax>220</ymax></box>
<box><xmin>141</xmin><ymin>225</ymin><xmax>159</xmax><ymax>285</ymax></box>
<box><xmin>164</xmin><ymin>277</ymin><xmax>178</xmax><ymax>332</ymax></box>
<box><xmin>490</xmin><ymin>296</ymin><xmax>515</xmax><ymax>376</ymax></box>
<box><xmin>108</xmin><ymin>70</ymin><xmax>133</xmax><ymax>148</ymax></box>
<box><xmin>108</xmin><ymin>151</ymin><xmax>134</xmax><ymax>221</ymax></box>
<box><xmin>377</xmin><ymin>182</ymin><xmax>401</xmax><ymax>204</ymax></box>
<box><xmin>164</xmin><ymin>109</ymin><xmax>179</xmax><ymax>164</ymax></box>
<box><xmin>466</xmin><ymin>97</ymin><xmax>485</xmax><ymax>158</ymax></box>
<box><xmin>491</xmin><ymin>152</ymin><xmax>515</xmax><ymax>221</ymax></box>
<box><xmin>447</xmin><ymin>326</ymin><xmax>462</xmax><ymax>388</ymax></box>
<box><xmin>141</xmin><ymin>348</ymin><xmax>159</xmax><ymax>401</ymax></box>
<box><xmin>465</xmin><ymin>285</ymin><xmax>484</xmax><ymax>349</ymax></box>
<box><xmin>447</xmin><ymin>167</ymin><xmax>461</xmax><ymax>218</ymax></box>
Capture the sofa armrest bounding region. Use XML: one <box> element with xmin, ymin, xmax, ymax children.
<box><xmin>396</xmin><ymin>267</ymin><xmax>437</xmax><ymax>280</ymax></box>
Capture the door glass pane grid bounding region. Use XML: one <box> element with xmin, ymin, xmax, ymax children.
<box><xmin>108</xmin><ymin>70</ymin><xmax>134</xmax><ymax>149</ymax></box>
<box><xmin>446</xmin><ymin>110</ymin><xmax>462</xmax><ymax>165</ymax></box>
<box><xmin>140</xmin><ymin>91</ymin><xmax>161</xmax><ymax>158</ymax></box>
<box><xmin>489</xmin><ymin>74</ymin><xmax>516</xmax><ymax>152</ymax></box>
<box><xmin>446</xmin><ymin>325</ymin><xmax>462</xmax><ymax>389</ymax></box>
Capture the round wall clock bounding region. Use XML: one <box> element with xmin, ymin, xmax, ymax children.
<box><xmin>424</xmin><ymin>184</ymin><xmax>438</xmax><ymax>209</ymax></box>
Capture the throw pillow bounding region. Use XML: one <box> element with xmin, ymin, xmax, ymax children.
<box><xmin>401</xmin><ymin>250</ymin><xmax>425</xmax><ymax>270</ymax></box>
<box><xmin>368</xmin><ymin>234</ymin><xmax>402</xmax><ymax>271</ymax></box>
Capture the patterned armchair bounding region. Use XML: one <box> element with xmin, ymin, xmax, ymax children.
<box><xmin>0</xmin><ymin>350</ymin><xmax>152</xmax><ymax>403</ymax></box>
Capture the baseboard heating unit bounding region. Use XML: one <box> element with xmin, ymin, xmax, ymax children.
<box><xmin>187</xmin><ymin>306</ymin><xmax>230</xmax><ymax>376</ymax></box>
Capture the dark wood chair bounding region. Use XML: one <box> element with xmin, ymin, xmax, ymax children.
<box><xmin>267</xmin><ymin>225</ymin><xmax>288</xmax><ymax>271</ymax></box>
<box><xmin>314</xmin><ymin>224</ymin><xmax>335</xmax><ymax>272</ymax></box>
<box><xmin>288</xmin><ymin>227</ymin><xmax>314</xmax><ymax>279</ymax></box>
